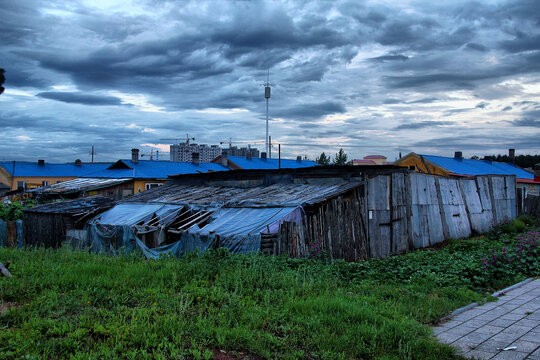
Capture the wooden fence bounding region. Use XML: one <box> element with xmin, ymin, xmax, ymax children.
<box><xmin>274</xmin><ymin>173</ymin><xmax>517</xmax><ymax>260</ymax></box>
<box><xmin>523</xmin><ymin>195</ymin><xmax>540</xmax><ymax>218</ymax></box>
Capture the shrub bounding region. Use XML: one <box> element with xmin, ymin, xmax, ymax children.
<box><xmin>513</xmin><ymin>219</ymin><xmax>526</xmax><ymax>233</ymax></box>
<box><xmin>517</xmin><ymin>215</ymin><xmax>539</xmax><ymax>227</ymax></box>
<box><xmin>482</xmin><ymin>228</ymin><xmax>540</xmax><ymax>281</ymax></box>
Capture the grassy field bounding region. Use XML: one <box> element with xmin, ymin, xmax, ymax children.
<box><xmin>1</xmin><ymin>225</ymin><xmax>539</xmax><ymax>359</ymax></box>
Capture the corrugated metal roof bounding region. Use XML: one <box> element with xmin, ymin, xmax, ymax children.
<box><xmin>24</xmin><ymin>196</ymin><xmax>115</xmax><ymax>214</ymax></box>
<box><xmin>0</xmin><ymin>161</ymin><xmax>112</xmax><ymax>177</ymax></box>
<box><xmin>28</xmin><ymin>178</ymin><xmax>131</xmax><ymax>194</ymax></box>
<box><xmin>227</xmin><ymin>156</ymin><xmax>318</xmax><ymax>170</ymax></box>
<box><xmin>421</xmin><ymin>155</ymin><xmax>534</xmax><ymax>179</ymax></box>
<box><xmin>83</xmin><ymin>160</ymin><xmax>230</xmax><ymax>179</ymax></box>
<box><xmin>123</xmin><ymin>181</ymin><xmax>360</xmax><ymax>208</ymax></box>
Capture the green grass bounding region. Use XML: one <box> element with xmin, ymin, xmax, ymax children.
<box><xmin>1</xmin><ymin>230</ymin><xmax>539</xmax><ymax>360</ymax></box>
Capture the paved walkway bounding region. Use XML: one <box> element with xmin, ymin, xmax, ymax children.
<box><xmin>433</xmin><ymin>278</ymin><xmax>540</xmax><ymax>359</ymax></box>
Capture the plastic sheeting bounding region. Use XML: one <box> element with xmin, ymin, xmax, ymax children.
<box><xmin>81</xmin><ymin>203</ymin><xmax>302</xmax><ymax>259</ymax></box>
<box><xmin>90</xmin><ymin>203</ymin><xmax>183</xmax><ymax>226</ymax></box>
<box><xmin>83</xmin><ymin>203</ymin><xmax>183</xmax><ymax>255</ymax></box>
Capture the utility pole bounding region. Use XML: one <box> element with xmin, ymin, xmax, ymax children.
<box><xmin>91</xmin><ymin>145</ymin><xmax>95</xmax><ymax>163</ymax></box>
<box><xmin>269</xmin><ymin>136</ymin><xmax>272</xmax><ymax>159</ymax></box>
<box><xmin>264</xmin><ymin>70</ymin><xmax>271</xmax><ymax>156</ymax></box>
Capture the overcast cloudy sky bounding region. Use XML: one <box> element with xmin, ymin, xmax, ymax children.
<box><xmin>1</xmin><ymin>0</ymin><xmax>539</xmax><ymax>163</ymax></box>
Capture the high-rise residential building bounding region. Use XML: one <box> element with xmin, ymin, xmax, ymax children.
<box><xmin>224</xmin><ymin>146</ymin><xmax>260</xmax><ymax>158</ymax></box>
<box><xmin>169</xmin><ymin>143</ymin><xmax>222</xmax><ymax>162</ymax></box>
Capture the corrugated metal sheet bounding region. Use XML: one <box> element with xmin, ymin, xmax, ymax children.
<box><xmin>24</xmin><ymin>196</ymin><xmax>115</xmax><ymax>214</ymax></box>
<box><xmin>28</xmin><ymin>178</ymin><xmax>131</xmax><ymax>194</ymax></box>
<box><xmin>227</xmin><ymin>156</ymin><xmax>318</xmax><ymax>170</ymax></box>
<box><xmin>0</xmin><ymin>161</ymin><xmax>112</xmax><ymax>177</ymax></box>
<box><xmin>84</xmin><ymin>160</ymin><xmax>229</xmax><ymax>179</ymax></box>
<box><xmin>421</xmin><ymin>155</ymin><xmax>534</xmax><ymax>179</ymax></box>
<box><xmin>124</xmin><ymin>182</ymin><xmax>361</xmax><ymax>207</ymax></box>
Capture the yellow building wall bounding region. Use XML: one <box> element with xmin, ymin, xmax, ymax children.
<box><xmin>10</xmin><ymin>176</ymin><xmax>77</xmax><ymax>190</ymax></box>
<box><xmin>133</xmin><ymin>179</ymin><xmax>166</xmax><ymax>194</ymax></box>
<box><xmin>394</xmin><ymin>156</ymin><xmax>448</xmax><ymax>176</ymax></box>
<box><xmin>0</xmin><ymin>168</ymin><xmax>11</xmax><ymax>189</ymax></box>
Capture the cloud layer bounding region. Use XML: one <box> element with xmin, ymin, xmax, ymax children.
<box><xmin>1</xmin><ymin>0</ymin><xmax>539</xmax><ymax>162</ymax></box>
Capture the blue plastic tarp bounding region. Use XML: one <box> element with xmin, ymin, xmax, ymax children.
<box><xmin>81</xmin><ymin>203</ymin><xmax>302</xmax><ymax>259</ymax></box>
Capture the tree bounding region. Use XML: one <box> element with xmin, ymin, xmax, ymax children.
<box><xmin>315</xmin><ymin>152</ymin><xmax>330</xmax><ymax>165</ymax></box>
<box><xmin>333</xmin><ymin>148</ymin><xmax>348</xmax><ymax>165</ymax></box>
<box><xmin>0</xmin><ymin>69</ymin><xmax>5</xmax><ymax>95</ymax></box>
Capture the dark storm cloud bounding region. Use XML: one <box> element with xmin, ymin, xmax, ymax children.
<box><xmin>413</xmin><ymin>133</ymin><xmax>540</xmax><ymax>150</ymax></box>
<box><xmin>465</xmin><ymin>43</ymin><xmax>488</xmax><ymax>52</ymax></box>
<box><xmin>394</xmin><ymin>121</ymin><xmax>454</xmax><ymax>130</ymax></box>
<box><xmin>476</xmin><ymin>102</ymin><xmax>488</xmax><ymax>109</ymax></box>
<box><xmin>511</xmin><ymin>110</ymin><xmax>540</xmax><ymax>127</ymax></box>
<box><xmin>36</xmin><ymin>92</ymin><xmax>125</xmax><ymax>106</ymax></box>
<box><xmin>368</xmin><ymin>54</ymin><xmax>408</xmax><ymax>62</ymax></box>
<box><xmin>499</xmin><ymin>34</ymin><xmax>540</xmax><ymax>53</ymax></box>
<box><xmin>512</xmin><ymin>118</ymin><xmax>540</xmax><ymax>127</ymax></box>
<box><xmin>280</xmin><ymin>101</ymin><xmax>346</xmax><ymax>120</ymax></box>
<box><xmin>408</xmin><ymin>97</ymin><xmax>439</xmax><ymax>104</ymax></box>
<box><xmin>443</xmin><ymin>108</ymin><xmax>475</xmax><ymax>116</ymax></box>
<box><xmin>384</xmin><ymin>73</ymin><xmax>491</xmax><ymax>89</ymax></box>
<box><xmin>2</xmin><ymin>0</ymin><xmax>540</xmax><ymax>161</ymax></box>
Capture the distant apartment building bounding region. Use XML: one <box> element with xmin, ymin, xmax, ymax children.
<box><xmin>224</xmin><ymin>146</ymin><xmax>260</xmax><ymax>158</ymax></box>
<box><xmin>169</xmin><ymin>143</ymin><xmax>222</xmax><ymax>162</ymax></box>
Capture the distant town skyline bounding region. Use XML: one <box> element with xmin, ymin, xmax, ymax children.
<box><xmin>1</xmin><ymin>0</ymin><xmax>539</xmax><ymax>163</ymax></box>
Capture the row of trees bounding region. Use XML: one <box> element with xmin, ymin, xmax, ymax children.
<box><xmin>470</xmin><ymin>154</ymin><xmax>540</xmax><ymax>168</ymax></box>
<box><xmin>315</xmin><ymin>148</ymin><xmax>348</xmax><ymax>166</ymax></box>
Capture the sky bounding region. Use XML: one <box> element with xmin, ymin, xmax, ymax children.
<box><xmin>1</xmin><ymin>0</ymin><xmax>539</xmax><ymax>163</ymax></box>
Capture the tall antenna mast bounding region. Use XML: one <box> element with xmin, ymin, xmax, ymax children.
<box><xmin>264</xmin><ymin>69</ymin><xmax>271</xmax><ymax>156</ymax></box>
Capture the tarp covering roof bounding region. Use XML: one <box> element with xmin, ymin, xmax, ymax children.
<box><xmin>227</xmin><ymin>156</ymin><xmax>318</xmax><ymax>170</ymax></box>
<box><xmin>28</xmin><ymin>177</ymin><xmax>131</xmax><ymax>194</ymax></box>
<box><xmin>0</xmin><ymin>161</ymin><xmax>111</xmax><ymax>177</ymax></box>
<box><xmin>123</xmin><ymin>182</ymin><xmax>361</xmax><ymax>208</ymax></box>
<box><xmin>84</xmin><ymin>160</ymin><xmax>229</xmax><ymax>179</ymax></box>
<box><xmin>202</xmin><ymin>207</ymin><xmax>297</xmax><ymax>236</ymax></box>
<box><xmin>421</xmin><ymin>155</ymin><xmax>534</xmax><ymax>179</ymax></box>
<box><xmin>91</xmin><ymin>203</ymin><xmax>182</xmax><ymax>226</ymax></box>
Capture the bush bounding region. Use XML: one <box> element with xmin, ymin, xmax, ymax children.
<box><xmin>517</xmin><ymin>215</ymin><xmax>539</xmax><ymax>227</ymax></box>
<box><xmin>482</xmin><ymin>228</ymin><xmax>540</xmax><ymax>281</ymax></box>
<box><xmin>0</xmin><ymin>201</ymin><xmax>36</xmax><ymax>221</ymax></box>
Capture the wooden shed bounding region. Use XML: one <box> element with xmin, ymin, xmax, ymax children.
<box><xmin>23</xmin><ymin>196</ymin><xmax>115</xmax><ymax>248</ymax></box>
<box><xmin>118</xmin><ymin>166</ymin><xmax>517</xmax><ymax>261</ymax></box>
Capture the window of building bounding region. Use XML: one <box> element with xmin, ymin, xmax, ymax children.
<box><xmin>17</xmin><ymin>181</ymin><xmax>27</xmax><ymax>190</ymax></box>
<box><xmin>42</xmin><ymin>181</ymin><xmax>49</xmax><ymax>186</ymax></box>
<box><xmin>145</xmin><ymin>183</ymin><xmax>163</xmax><ymax>190</ymax></box>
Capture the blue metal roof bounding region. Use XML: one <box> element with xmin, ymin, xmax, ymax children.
<box><xmin>83</xmin><ymin>160</ymin><xmax>230</xmax><ymax>179</ymax></box>
<box><xmin>0</xmin><ymin>161</ymin><xmax>111</xmax><ymax>177</ymax></box>
<box><xmin>227</xmin><ymin>156</ymin><xmax>318</xmax><ymax>170</ymax></box>
<box><xmin>421</xmin><ymin>155</ymin><xmax>534</xmax><ymax>179</ymax></box>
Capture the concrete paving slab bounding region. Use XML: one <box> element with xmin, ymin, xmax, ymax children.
<box><xmin>491</xmin><ymin>350</ymin><xmax>529</xmax><ymax>360</ymax></box>
<box><xmin>434</xmin><ymin>278</ymin><xmax>540</xmax><ymax>359</ymax></box>
<box><xmin>465</xmin><ymin>349</ymin><xmax>497</xmax><ymax>359</ymax></box>
<box><xmin>509</xmin><ymin>339</ymin><xmax>540</xmax><ymax>353</ymax></box>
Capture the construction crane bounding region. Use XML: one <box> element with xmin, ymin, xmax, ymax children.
<box><xmin>160</xmin><ymin>134</ymin><xmax>195</xmax><ymax>144</ymax></box>
<box><xmin>219</xmin><ymin>138</ymin><xmax>265</xmax><ymax>148</ymax></box>
<box><xmin>140</xmin><ymin>149</ymin><xmax>159</xmax><ymax>160</ymax></box>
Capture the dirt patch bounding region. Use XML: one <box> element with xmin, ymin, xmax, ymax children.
<box><xmin>212</xmin><ymin>350</ymin><xmax>265</xmax><ymax>360</ymax></box>
<box><xmin>0</xmin><ymin>302</ymin><xmax>19</xmax><ymax>314</ymax></box>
